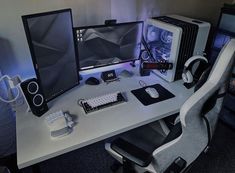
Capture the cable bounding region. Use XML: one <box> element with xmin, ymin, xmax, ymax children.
<box><xmin>202</xmin><ymin>115</ymin><xmax>211</xmax><ymax>152</ymax></box>
<box><xmin>141</xmin><ymin>37</ymin><xmax>155</xmax><ymax>62</ymax></box>
<box><xmin>77</xmin><ymin>98</ymin><xmax>85</xmax><ymax>107</ymax></box>
<box><xmin>0</xmin><ymin>75</ymin><xmax>20</xmax><ymax>103</ymax></box>
<box><xmin>139</xmin><ymin>80</ymin><xmax>147</xmax><ymax>88</ymax></box>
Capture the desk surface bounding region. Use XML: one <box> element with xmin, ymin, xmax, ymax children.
<box><xmin>16</xmin><ymin>67</ymin><xmax>193</xmax><ymax>169</ymax></box>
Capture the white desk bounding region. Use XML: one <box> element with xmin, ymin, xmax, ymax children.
<box><xmin>16</xmin><ymin>67</ymin><xmax>193</xmax><ymax>169</ymax></box>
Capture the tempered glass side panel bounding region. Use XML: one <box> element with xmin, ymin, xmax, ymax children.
<box><xmin>77</xmin><ymin>23</ymin><xmax>142</xmax><ymax>70</ymax></box>
<box><xmin>145</xmin><ymin>18</ymin><xmax>182</xmax><ymax>82</ymax></box>
<box><xmin>146</xmin><ymin>24</ymin><xmax>173</xmax><ymax>76</ymax></box>
<box><xmin>23</xmin><ymin>10</ymin><xmax>79</xmax><ymax>101</ymax></box>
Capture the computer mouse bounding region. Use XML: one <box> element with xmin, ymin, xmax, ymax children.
<box><xmin>85</xmin><ymin>77</ymin><xmax>100</xmax><ymax>85</ymax></box>
<box><xmin>145</xmin><ymin>87</ymin><xmax>159</xmax><ymax>98</ymax></box>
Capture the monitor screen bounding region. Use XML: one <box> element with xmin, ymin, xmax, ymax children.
<box><xmin>22</xmin><ymin>9</ymin><xmax>79</xmax><ymax>101</ymax></box>
<box><xmin>76</xmin><ymin>22</ymin><xmax>143</xmax><ymax>70</ymax></box>
<box><xmin>210</xmin><ymin>8</ymin><xmax>235</xmax><ymax>64</ymax></box>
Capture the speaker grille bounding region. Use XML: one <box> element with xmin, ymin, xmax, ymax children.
<box><xmin>27</xmin><ymin>81</ymin><xmax>39</xmax><ymax>94</ymax></box>
<box><xmin>33</xmin><ymin>94</ymin><xmax>44</xmax><ymax>107</ymax></box>
<box><xmin>20</xmin><ymin>78</ymin><xmax>48</xmax><ymax>116</ymax></box>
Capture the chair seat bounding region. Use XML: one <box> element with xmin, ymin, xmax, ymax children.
<box><xmin>111</xmin><ymin>138</ymin><xmax>153</xmax><ymax>167</ymax></box>
<box><xmin>111</xmin><ymin>123</ymin><xmax>182</xmax><ymax>167</ymax></box>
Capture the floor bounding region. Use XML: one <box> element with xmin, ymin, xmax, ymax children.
<box><xmin>22</xmin><ymin>138</ymin><xmax>115</xmax><ymax>173</ymax></box>
<box><xmin>20</xmin><ymin>118</ymin><xmax>235</xmax><ymax>173</ymax></box>
<box><xmin>186</xmin><ymin>121</ymin><xmax>235</xmax><ymax>173</ymax></box>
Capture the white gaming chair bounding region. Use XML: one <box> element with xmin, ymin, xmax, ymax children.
<box><xmin>105</xmin><ymin>39</ymin><xmax>235</xmax><ymax>173</ymax></box>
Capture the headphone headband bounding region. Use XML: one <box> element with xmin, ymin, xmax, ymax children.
<box><xmin>184</xmin><ymin>55</ymin><xmax>208</xmax><ymax>70</ymax></box>
<box><xmin>182</xmin><ymin>55</ymin><xmax>209</xmax><ymax>85</ymax></box>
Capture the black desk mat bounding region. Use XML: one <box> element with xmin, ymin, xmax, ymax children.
<box><xmin>131</xmin><ymin>84</ymin><xmax>175</xmax><ymax>106</ymax></box>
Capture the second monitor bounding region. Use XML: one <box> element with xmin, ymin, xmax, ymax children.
<box><xmin>75</xmin><ymin>21</ymin><xmax>143</xmax><ymax>71</ymax></box>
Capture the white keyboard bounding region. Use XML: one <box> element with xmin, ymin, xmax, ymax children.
<box><xmin>81</xmin><ymin>92</ymin><xmax>126</xmax><ymax>114</ymax></box>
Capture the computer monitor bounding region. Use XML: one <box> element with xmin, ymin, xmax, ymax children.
<box><xmin>75</xmin><ymin>21</ymin><xmax>143</xmax><ymax>71</ymax></box>
<box><xmin>210</xmin><ymin>7</ymin><xmax>235</xmax><ymax>64</ymax></box>
<box><xmin>22</xmin><ymin>9</ymin><xmax>79</xmax><ymax>101</ymax></box>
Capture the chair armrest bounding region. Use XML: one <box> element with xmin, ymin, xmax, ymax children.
<box><xmin>111</xmin><ymin>138</ymin><xmax>152</xmax><ymax>167</ymax></box>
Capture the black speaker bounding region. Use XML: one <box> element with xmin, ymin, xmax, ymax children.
<box><xmin>20</xmin><ymin>78</ymin><xmax>48</xmax><ymax>117</ymax></box>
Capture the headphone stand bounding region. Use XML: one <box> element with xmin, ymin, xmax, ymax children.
<box><xmin>183</xmin><ymin>82</ymin><xmax>195</xmax><ymax>89</ymax></box>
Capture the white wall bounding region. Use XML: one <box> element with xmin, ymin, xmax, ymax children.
<box><xmin>137</xmin><ymin>0</ymin><xmax>232</xmax><ymax>24</ymax></box>
<box><xmin>0</xmin><ymin>0</ymin><xmax>232</xmax><ymax>78</ymax></box>
<box><xmin>111</xmin><ymin>0</ymin><xmax>137</xmax><ymax>22</ymax></box>
<box><xmin>112</xmin><ymin>0</ymin><xmax>232</xmax><ymax>24</ymax></box>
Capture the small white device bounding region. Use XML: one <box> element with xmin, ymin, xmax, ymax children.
<box><xmin>145</xmin><ymin>87</ymin><xmax>159</xmax><ymax>98</ymax></box>
<box><xmin>0</xmin><ymin>75</ymin><xmax>22</xmax><ymax>103</ymax></box>
<box><xmin>182</xmin><ymin>55</ymin><xmax>208</xmax><ymax>84</ymax></box>
<box><xmin>45</xmin><ymin>110</ymin><xmax>75</xmax><ymax>138</ymax></box>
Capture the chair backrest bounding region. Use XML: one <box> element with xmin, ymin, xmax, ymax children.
<box><xmin>180</xmin><ymin>38</ymin><xmax>235</xmax><ymax>139</ymax></box>
<box><xmin>152</xmin><ymin>39</ymin><xmax>235</xmax><ymax>173</ymax></box>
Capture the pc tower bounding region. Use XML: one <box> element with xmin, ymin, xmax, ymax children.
<box><xmin>145</xmin><ymin>15</ymin><xmax>210</xmax><ymax>82</ymax></box>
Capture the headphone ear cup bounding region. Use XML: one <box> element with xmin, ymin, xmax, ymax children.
<box><xmin>186</xmin><ymin>71</ymin><xmax>194</xmax><ymax>83</ymax></box>
<box><xmin>182</xmin><ymin>73</ymin><xmax>188</xmax><ymax>82</ymax></box>
<box><xmin>182</xmin><ymin>70</ymin><xmax>193</xmax><ymax>83</ymax></box>
<box><xmin>194</xmin><ymin>66</ymin><xmax>211</xmax><ymax>92</ymax></box>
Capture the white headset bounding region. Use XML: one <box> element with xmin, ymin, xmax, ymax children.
<box><xmin>182</xmin><ymin>55</ymin><xmax>208</xmax><ymax>83</ymax></box>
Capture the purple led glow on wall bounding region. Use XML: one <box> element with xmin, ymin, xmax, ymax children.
<box><xmin>214</xmin><ymin>33</ymin><xmax>231</xmax><ymax>49</ymax></box>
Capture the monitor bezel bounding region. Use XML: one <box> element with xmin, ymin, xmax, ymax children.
<box><xmin>217</xmin><ymin>7</ymin><xmax>235</xmax><ymax>36</ymax></box>
<box><xmin>22</xmin><ymin>8</ymin><xmax>80</xmax><ymax>102</ymax></box>
<box><xmin>74</xmin><ymin>21</ymin><xmax>144</xmax><ymax>71</ymax></box>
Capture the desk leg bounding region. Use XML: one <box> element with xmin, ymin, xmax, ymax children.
<box><xmin>32</xmin><ymin>164</ymin><xmax>41</xmax><ymax>173</ymax></box>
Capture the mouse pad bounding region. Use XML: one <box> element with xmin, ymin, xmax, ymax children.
<box><xmin>131</xmin><ymin>84</ymin><xmax>175</xmax><ymax>106</ymax></box>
